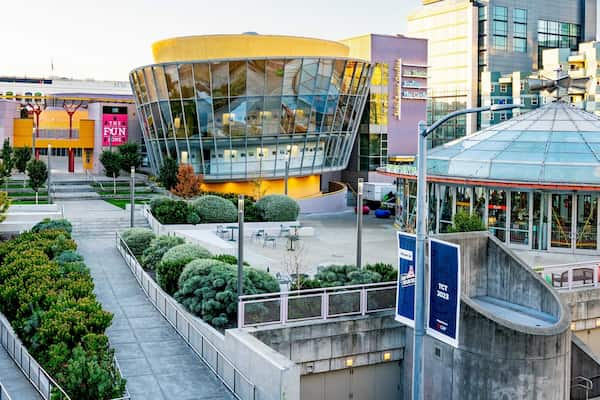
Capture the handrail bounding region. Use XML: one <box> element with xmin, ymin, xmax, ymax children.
<box><xmin>0</xmin><ymin>383</ymin><xmax>13</xmax><ymax>400</ymax></box>
<box><xmin>115</xmin><ymin>232</ymin><xmax>255</xmax><ymax>400</ymax></box>
<box><xmin>239</xmin><ymin>281</ymin><xmax>395</xmax><ymax>300</ymax></box>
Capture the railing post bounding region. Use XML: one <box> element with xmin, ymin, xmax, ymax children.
<box><xmin>568</xmin><ymin>269</ymin><xmax>573</xmax><ymax>290</ymax></box>
<box><xmin>280</xmin><ymin>294</ymin><xmax>288</xmax><ymax>324</ymax></box>
<box><xmin>321</xmin><ymin>291</ymin><xmax>328</xmax><ymax>320</ymax></box>
<box><xmin>238</xmin><ymin>301</ymin><xmax>244</xmax><ymax>328</ymax></box>
<box><xmin>360</xmin><ymin>287</ymin><xmax>368</xmax><ymax>316</ymax></box>
<box><xmin>594</xmin><ymin>264</ymin><xmax>599</xmax><ymax>288</ymax></box>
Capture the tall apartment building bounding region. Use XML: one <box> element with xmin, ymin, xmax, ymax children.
<box><xmin>408</xmin><ymin>0</ymin><xmax>596</xmax><ymax>147</ymax></box>
<box><xmin>341</xmin><ymin>34</ymin><xmax>427</xmax><ymax>182</ymax></box>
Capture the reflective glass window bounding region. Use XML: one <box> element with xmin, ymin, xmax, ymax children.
<box><xmin>329</xmin><ymin>60</ymin><xmax>345</xmax><ymax>95</ymax></box>
<box><xmin>456</xmin><ymin>186</ymin><xmax>471</xmax><ymax>214</ymax></box>
<box><xmin>262</xmin><ymin>96</ymin><xmax>282</xmax><ymax>135</ymax></box>
<box><xmin>551</xmin><ymin>194</ymin><xmax>572</xmax><ymax>248</ymax></box>
<box><xmin>179</xmin><ymin>64</ymin><xmax>194</xmax><ymax>99</ymax></box>
<box><xmin>315</xmin><ymin>59</ymin><xmax>333</xmax><ymax>94</ymax></box>
<box><xmin>299</xmin><ymin>59</ymin><xmax>318</xmax><ymax>95</ymax></box>
<box><xmin>150</xmin><ymin>103</ymin><xmax>164</xmax><ymax>138</ymax></box>
<box><xmin>283</xmin><ymin>60</ymin><xmax>302</xmax><ymax>96</ymax></box>
<box><xmin>474</xmin><ymin>187</ymin><xmax>486</xmax><ymax>222</ymax></box>
<box><xmin>171</xmin><ymin>100</ymin><xmax>186</xmax><ymax>138</ymax></box>
<box><xmin>351</xmin><ymin>64</ymin><xmax>364</xmax><ymax>95</ymax></box>
<box><xmin>154</xmin><ymin>66</ymin><xmax>168</xmax><ymax>100</ymax></box>
<box><xmin>196</xmin><ymin>97</ymin><xmax>213</xmax><ymax>137</ymax></box>
<box><xmin>193</xmin><ymin>64</ymin><xmax>211</xmax><ymax>98</ymax></box>
<box><xmin>294</xmin><ymin>96</ymin><xmax>312</xmax><ymax>134</ymax></box>
<box><xmin>246</xmin><ymin>97</ymin><xmax>263</xmax><ymax>137</ymax></box>
<box><xmin>247</xmin><ymin>60</ymin><xmax>266</xmax><ymax>96</ymax></box>
<box><xmin>211</xmin><ymin>62</ymin><xmax>229</xmax><ymax>98</ymax></box>
<box><xmin>136</xmin><ymin>70</ymin><xmax>148</xmax><ymax>103</ymax></box>
<box><xmin>159</xmin><ymin>101</ymin><xmax>174</xmax><ymax>138</ymax></box>
<box><xmin>281</xmin><ymin>96</ymin><xmax>297</xmax><ymax>134</ymax></box>
<box><xmin>144</xmin><ymin>67</ymin><xmax>158</xmax><ymax>102</ymax></box>
<box><xmin>312</xmin><ymin>95</ymin><xmax>327</xmax><ymax>132</ymax></box>
<box><xmin>229</xmin><ymin>61</ymin><xmax>247</xmax><ymax>97</ymax></box>
<box><xmin>510</xmin><ymin>191</ymin><xmax>529</xmax><ymax>245</ymax></box>
<box><xmin>342</xmin><ymin>62</ymin><xmax>356</xmax><ymax>94</ymax></box>
<box><xmin>513</xmin><ymin>8</ymin><xmax>527</xmax><ymax>24</ymax></box>
<box><xmin>322</xmin><ymin>95</ymin><xmax>338</xmax><ymax>132</ymax></box>
<box><xmin>576</xmin><ymin>194</ymin><xmax>597</xmax><ymax>250</ymax></box>
<box><xmin>488</xmin><ymin>189</ymin><xmax>507</xmax><ymax>242</ymax></box>
<box><xmin>265</xmin><ymin>60</ymin><xmax>284</xmax><ymax>96</ymax></box>
<box><xmin>164</xmin><ymin>65</ymin><xmax>180</xmax><ymax>99</ymax></box>
<box><xmin>213</xmin><ymin>97</ymin><xmax>229</xmax><ymax>137</ymax></box>
<box><xmin>228</xmin><ymin>97</ymin><xmax>247</xmax><ymax>137</ymax></box>
<box><xmin>439</xmin><ymin>185</ymin><xmax>454</xmax><ymax>233</ymax></box>
<box><xmin>131</xmin><ymin>71</ymin><xmax>142</xmax><ymax>104</ymax></box>
<box><xmin>182</xmin><ymin>100</ymin><xmax>198</xmax><ymax>138</ymax></box>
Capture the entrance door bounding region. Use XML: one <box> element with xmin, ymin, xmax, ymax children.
<box><xmin>550</xmin><ymin>193</ymin><xmax>599</xmax><ymax>252</ymax></box>
<box><xmin>550</xmin><ymin>194</ymin><xmax>573</xmax><ymax>250</ymax></box>
<box><xmin>576</xmin><ymin>194</ymin><xmax>598</xmax><ymax>251</ymax></box>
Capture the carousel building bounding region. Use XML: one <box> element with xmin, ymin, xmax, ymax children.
<box><xmin>378</xmin><ymin>101</ymin><xmax>600</xmax><ymax>254</ymax></box>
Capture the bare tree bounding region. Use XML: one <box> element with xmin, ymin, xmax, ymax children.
<box><xmin>282</xmin><ymin>242</ymin><xmax>307</xmax><ymax>291</ymax></box>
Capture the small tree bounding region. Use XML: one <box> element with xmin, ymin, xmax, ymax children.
<box><xmin>117</xmin><ymin>142</ymin><xmax>141</xmax><ymax>172</ymax></box>
<box><xmin>171</xmin><ymin>164</ymin><xmax>202</xmax><ymax>199</ymax></box>
<box><xmin>448</xmin><ymin>211</ymin><xmax>486</xmax><ymax>233</ymax></box>
<box><xmin>26</xmin><ymin>159</ymin><xmax>47</xmax><ymax>204</ymax></box>
<box><xmin>0</xmin><ymin>192</ymin><xmax>11</xmax><ymax>222</ymax></box>
<box><xmin>158</xmin><ymin>158</ymin><xmax>178</xmax><ymax>190</ymax></box>
<box><xmin>14</xmin><ymin>147</ymin><xmax>31</xmax><ymax>187</ymax></box>
<box><xmin>0</xmin><ymin>139</ymin><xmax>13</xmax><ymax>188</ymax></box>
<box><xmin>99</xmin><ymin>150</ymin><xmax>122</xmax><ymax>195</ymax></box>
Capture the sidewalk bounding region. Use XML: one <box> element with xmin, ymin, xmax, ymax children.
<box><xmin>0</xmin><ymin>346</ymin><xmax>41</xmax><ymax>400</ymax></box>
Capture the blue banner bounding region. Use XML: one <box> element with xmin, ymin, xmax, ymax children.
<box><xmin>396</xmin><ymin>232</ymin><xmax>416</xmax><ymax>327</ymax></box>
<box><xmin>427</xmin><ymin>238</ymin><xmax>461</xmax><ymax>348</ymax></box>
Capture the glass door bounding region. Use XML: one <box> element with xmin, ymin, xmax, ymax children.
<box><xmin>488</xmin><ymin>189</ymin><xmax>507</xmax><ymax>242</ymax></box>
<box><xmin>510</xmin><ymin>191</ymin><xmax>530</xmax><ymax>246</ymax></box>
<box><xmin>576</xmin><ymin>194</ymin><xmax>598</xmax><ymax>251</ymax></box>
<box><xmin>550</xmin><ymin>194</ymin><xmax>573</xmax><ymax>249</ymax></box>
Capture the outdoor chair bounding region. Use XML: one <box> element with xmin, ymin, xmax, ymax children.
<box><xmin>216</xmin><ymin>225</ymin><xmax>225</xmax><ymax>238</ymax></box>
<box><xmin>263</xmin><ymin>234</ymin><xmax>277</xmax><ymax>248</ymax></box>
<box><xmin>554</xmin><ymin>267</ymin><xmax>594</xmax><ymax>287</ymax></box>
<box><xmin>252</xmin><ymin>229</ymin><xmax>265</xmax><ymax>242</ymax></box>
<box><xmin>279</xmin><ymin>224</ymin><xmax>291</xmax><ymax>237</ymax></box>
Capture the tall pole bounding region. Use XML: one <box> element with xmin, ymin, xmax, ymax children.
<box><xmin>237</xmin><ymin>195</ymin><xmax>245</xmax><ymax>323</ymax></box>
<box><xmin>356</xmin><ymin>178</ymin><xmax>364</xmax><ymax>269</ymax></box>
<box><xmin>130</xmin><ymin>166</ymin><xmax>135</xmax><ymax>228</ymax></box>
<box><xmin>47</xmin><ymin>144</ymin><xmax>52</xmax><ymax>204</ymax></box>
<box><xmin>412</xmin><ymin>122</ymin><xmax>428</xmax><ymax>400</ymax></box>
<box><xmin>284</xmin><ymin>158</ymin><xmax>289</xmax><ymax>195</ymax></box>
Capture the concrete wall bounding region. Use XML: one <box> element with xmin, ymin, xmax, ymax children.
<box><xmin>297</xmin><ymin>184</ymin><xmax>348</xmax><ymax>214</ymax></box>
<box><xmin>561</xmin><ymin>286</ymin><xmax>600</xmax><ymax>356</ymax></box>
<box><xmin>0</xmin><ymin>100</ymin><xmax>18</xmax><ymax>144</ymax></box>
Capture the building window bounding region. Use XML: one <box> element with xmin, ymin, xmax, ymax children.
<box><xmin>513</xmin><ymin>38</ymin><xmax>527</xmax><ymax>53</ymax></box>
<box><xmin>531</xmin><ymin>97</ymin><xmax>538</xmax><ymax>105</ymax></box>
<box><xmin>492</xmin><ymin>6</ymin><xmax>508</xmax><ymax>51</ymax></box>
<box><xmin>500</xmin><ymin>83</ymin><xmax>508</xmax><ymax>93</ymax></box>
<box><xmin>512</xmin><ymin>9</ymin><xmax>527</xmax><ymax>53</ymax></box>
<box><xmin>538</xmin><ymin>19</ymin><xmax>581</xmax><ymax>65</ymax></box>
<box><xmin>499</xmin><ymin>112</ymin><xmax>508</xmax><ymax>121</ymax></box>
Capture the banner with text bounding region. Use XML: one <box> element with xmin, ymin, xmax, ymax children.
<box><xmin>396</xmin><ymin>232</ymin><xmax>416</xmax><ymax>327</ymax></box>
<box><xmin>102</xmin><ymin>106</ymin><xmax>128</xmax><ymax>146</ymax></box>
<box><xmin>427</xmin><ymin>238</ymin><xmax>461</xmax><ymax>348</ymax></box>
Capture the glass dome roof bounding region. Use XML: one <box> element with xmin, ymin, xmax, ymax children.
<box><xmin>428</xmin><ymin>102</ymin><xmax>600</xmax><ymax>186</ymax></box>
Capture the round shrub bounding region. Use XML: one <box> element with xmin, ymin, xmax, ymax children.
<box><xmin>31</xmin><ymin>218</ymin><xmax>72</xmax><ymax>234</ymax></box>
<box><xmin>212</xmin><ymin>254</ymin><xmax>249</xmax><ymax>266</ymax></box>
<box><xmin>156</xmin><ymin>243</ymin><xmax>211</xmax><ymax>294</ymax></box>
<box><xmin>140</xmin><ymin>235</ymin><xmax>185</xmax><ymax>271</ymax></box>
<box><xmin>175</xmin><ymin>261</ymin><xmax>279</xmax><ymax>329</ymax></box>
<box><xmin>149</xmin><ymin>196</ymin><xmax>171</xmax><ymax>210</ymax></box>
<box><xmin>255</xmin><ymin>195</ymin><xmax>300</xmax><ymax>222</ymax></box>
<box><xmin>121</xmin><ymin>228</ymin><xmax>155</xmax><ymax>258</ymax></box>
<box><xmin>191</xmin><ymin>195</ymin><xmax>237</xmax><ymax>223</ymax></box>
<box><xmin>151</xmin><ymin>199</ymin><xmax>191</xmax><ymax>224</ymax></box>
<box><xmin>186</xmin><ymin>211</ymin><xmax>200</xmax><ymax>225</ymax></box>
<box><xmin>54</xmin><ymin>250</ymin><xmax>83</xmax><ymax>266</ymax></box>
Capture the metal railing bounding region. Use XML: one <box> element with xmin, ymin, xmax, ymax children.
<box><xmin>571</xmin><ymin>376</ymin><xmax>594</xmax><ymax>400</ymax></box>
<box><xmin>0</xmin><ymin>313</ymin><xmax>71</xmax><ymax>400</ymax></box>
<box><xmin>115</xmin><ymin>232</ymin><xmax>256</xmax><ymax>400</ymax></box>
<box><xmin>0</xmin><ymin>383</ymin><xmax>13</xmax><ymax>400</ymax></box>
<box><xmin>238</xmin><ymin>282</ymin><xmax>397</xmax><ymax>328</ymax></box>
<box><xmin>535</xmin><ymin>260</ymin><xmax>600</xmax><ymax>292</ymax></box>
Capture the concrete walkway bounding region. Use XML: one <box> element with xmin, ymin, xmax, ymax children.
<box><xmin>0</xmin><ymin>346</ymin><xmax>41</xmax><ymax>400</ymax></box>
<box><xmin>68</xmin><ymin>200</ymin><xmax>233</xmax><ymax>400</ymax></box>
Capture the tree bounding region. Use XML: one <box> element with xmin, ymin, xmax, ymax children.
<box><xmin>99</xmin><ymin>150</ymin><xmax>122</xmax><ymax>195</ymax></box>
<box><xmin>0</xmin><ymin>139</ymin><xmax>13</xmax><ymax>188</ymax></box>
<box><xmin>448</xmin><ymin>211</ymin><xmax>486</xmax><ymax>233</ymax></box>
<box><xmin>171</xmin><ymin>164</ymin><xmax>202</xmax><ymax>199</ymax></box>
<box><xmin>158</xmin><ymin>158</ymin><xmax>178</xmax><ymax>190</ymax></box>
<box><xmin>117</xmin><ymin>143</ymin><xmax>141</xmax><ymax>172</ymax></box>
<box><xmin>14</xmin><ymin>147</ymin><xmax>31</xmax><ymax>187</ymax></box>
<box><xmin>26</xmin><ymin>159</ymin><xmax>47</xmax><ymax>204</ymax></box>
<box><xmin>0</xmin><ymin>192</ymin><xmax>11</xmax><ymax>222</ymax></box>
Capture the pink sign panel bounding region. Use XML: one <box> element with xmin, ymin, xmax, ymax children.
<box><xmin>102</xmin><ymin>112</ymin><xmax>128</xmax><ymax>146</ymax></box>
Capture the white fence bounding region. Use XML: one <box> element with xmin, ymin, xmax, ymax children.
<box><xmin>115</xmin><ymin>232</ymin><xmax>256</xmax><ymax>400</ymax></box>
<box><xmin>536</xmin><ymin>260</ymin><xmax>600</xmax><ymax>291</ymax></box>
<box><xmin>238</xmin><ymin>282</ymin><xmax>397</xmax><ymax>328</ymax></box>
<box><xmin>0</xmin><ymin>383</ymin><xmax>12</xmax><ymax>400</ymax></box>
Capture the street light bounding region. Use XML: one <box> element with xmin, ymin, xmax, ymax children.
<box><xmin>284</xmin><ymin>151</ymin><xmax>290</xmax><ymax>196</ymax></box>
<box><xmin>237</xmin><ymin>195</ymin><xmax>245</xmax><ymax>316</ymax></box>
<box><xmin>47</xmin><ymin>144</ymin><xmax>52</xmax><ymax>204</ymax></box>
<box><xmin>130</xmin><ymin>166</ymin><xmax>135</xmax><ymax>228</ymax></box>
<box><xmin>411</xmin><ymin>103</ymin><xmax>520</xmax><ymax>400</ymax></box>
<box><xmin>356</xmin><ymin>178</ymin><xmax>364</xmax><ymax>269</ymax></box>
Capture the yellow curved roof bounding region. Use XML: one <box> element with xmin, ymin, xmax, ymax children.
<box><xmin>152</xmin><ymin>34</ymin><xmax>352</xmax><ymax>63</ymax></box>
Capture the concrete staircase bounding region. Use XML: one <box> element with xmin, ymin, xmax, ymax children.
<box><xmin>52</xmin><ymin>182</ymin><xmax>100</xmax><ymax>201</ymax></box>
<box><xmin>70</xmin><ymin>212</ymin><xmax>149</xmax><ymax>238</ymax></box>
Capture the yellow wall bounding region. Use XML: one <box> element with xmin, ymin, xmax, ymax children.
<box><xmin>201</xmin><ymin>175</ymin><xmax>321</xmax><ymax>199</ymax></box>
<box><xmin>13</xmin><ymin>118</ymin><xmax>95</xmax><ymax>150</ymax></box>
<box><xmin>575</xmin><ymin>329</ymin><xmax>600</xmax><ymax>356</ymax></box>
<box><xmin>340</xmin><ymin>35</ymin><xmax>372</xmax><ymax>61</ymax></box>
<box><xmin>152</xmin><ymin>35</ymin><xmax>352</xmax><ymax>63</ymax></box>
<box><xmin>37</xmin><ymin>109</ymin><xmax>89</xmax><ymax>129</ymax></box>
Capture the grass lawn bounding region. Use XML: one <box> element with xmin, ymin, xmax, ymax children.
<box><xmin>104</xmin><ymin>199</ymin><xmax>149</xmax><ymax>209</ymax></box>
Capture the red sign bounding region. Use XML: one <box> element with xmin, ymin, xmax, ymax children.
<box><xmin>102</xmin><ymin>109</ymin><xmax>128</xmax><ymax>146</ymax></box>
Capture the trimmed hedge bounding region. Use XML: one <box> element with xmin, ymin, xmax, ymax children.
<box><xmin>151</xmin><ymin>198</ymin><xmax>196</xmax><ymax>225</ymax></box>
<box><xmin>121</xmin><ymin>228</ymin><xmax>155</xmax><ymax>258</ymax></box>
<box><xmin>255</xmin><ymin>195</ymin><xmax>300</xmax><ymax>222</ymax></box>
<box><xmin>0</xmin><ymin>228</ymin><xmax>125</xmax><ymax>399</ymax></box>
<box><xmin>191</xmin><ymin>195</ymin><xmax>237</xmax><ymax>223</ymax></box>
<box><xmin>212</xmin><ymin>254</ymin><xmax>249</xmax><ymax>266</ymax></box>
<box><xmin>156</xmin><ymin>244</ymin><xmax>211</xmax><ymax>294</ymax></box>
<box><xmin>141</xmin><ymin>235</ymin><xmax>185</xmax><ymax>271</ymax></box>
<box><xmin>293</xmin><ymin>264</ymin><xmax>388</xmax><ymax>289</ymax></box>
<box><xmin>175</xmin><ymin>259</ymin><xmax>279</xmax><ymax>328</ymax></box>
<box><xmin>31</xmin><ymin>218</ymin><xmax>72</xmax><ymax>234</ymax></box>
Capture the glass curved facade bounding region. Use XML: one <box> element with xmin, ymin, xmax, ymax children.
<box><xmin>130</xmin><ymin>58</ymin><xmax>372</xmax><ymax>180</ymax></box>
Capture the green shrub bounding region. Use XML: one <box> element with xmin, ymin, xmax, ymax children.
<box><xmin>186</xmin><ymin>211</ymin><xmax>201</xmax><ymax>225</ymax></box>
<box><xmin>448</xmin><ymin>211</ymin><xmax>486</xmax><ymax>233</ymax></box>
<box><xmin>366</xmin><ymin>263</ymin><xmax>398</xmax><ymax>282</ymax></box>
<box><xmin>212</xmin><ymin>254</ymin><xmax>249</xmax><ymax>266</ymax></box>
<box><xmin>151</xmin><ymin>198</ymin><xmax>191</xmax><ymax>224</ymax></box>
<box><xmin>32</xmin><ymin>218</ymin><xmax>72</xmax><ymax>234</ymax></box>
<box><xmin>175</xmin><ymin>260</ymin><xmax>279</xmax><ymax>328</ymax></box>
<box><xmin>140</xmin><ymin>235</ymin><xmax>185</xmax><ymax>271</ymax></box>
<box><xmin>191</xmin><ymin>195</ymin><xmax>237</xmax><ymax>223</ymax></box>
<box><xmin>156</xmin><ymin>244</ymin><xmax>211</xmax><ymax>294</ymax></box>
<box><xmin>158</xmin><ymin>157</ymin><xmax>178</xmax><ymax>190</ymax></box>
<box><xmin>121</xmin><ymin>228</ymin><xmax>155</xmax><ymax>258</ymax></box>
<box><xmin>54</xmin><ymin>250</ymin><xmax>84</xmax><ymax>266</ymax></box>
<box><xmin>255</xmin><ymin>195</ymin><xmax>300</xmax><ymax>222</ymax></box>
<box><xmin>149</xmin><ymin>196</ymin><xmax>171</xmax><ymax>210</ymax></box>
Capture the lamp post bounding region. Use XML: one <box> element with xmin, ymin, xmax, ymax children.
<box><xmin>356</xmin><ymin>178</ymin><xmax>364</xmax><ymax>269</ymax></box>
<box><xmin>237</xmin><ymin>195</ymin><xmax>245</xmax><ymax>313</ymax></box>
<box><xmin>47</xmin><ymin>144</ymin><xmax>52</xmax><ymax>204</ymax></box>
<box><xmin>130</xmin><ymin>166</ymin><xmax>135</xmax><ymax>228</ymax></box>
<box><xmin>284</xmin><ymin>155</ymin><xmax>290</xmax><ymax>196</ymax></box>
<box><xmin>410</xmin><ymin>103</ymin><xmax>520</xmax><ymax>400</ymax></box>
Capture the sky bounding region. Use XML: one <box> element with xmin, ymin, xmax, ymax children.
<box><xmin>0</xmin><ymin>0</ymin><xmax>420</xmax><ymax>82</ymax></box>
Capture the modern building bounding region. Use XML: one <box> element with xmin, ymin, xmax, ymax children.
<box><xmin>0</xmin><ymin>77</ymin><xmax>141</xmax><ymax>173</ymax></box>
<box><xmin>407</xmin><ymin>0</ymin><xmax>596</xmax><ymax>147</ymax></box>
<box><xmin>340</xmin><ymin>34</ymin><xmax>427</xmax><ymax>182</ymax></box>
<box><xmin>129</xmin><ymin>34</ymin><xmax>372</xmax><ymax>198</ymax></box>
<box><xmin>378</xmin><ymin>101</ymin><xmax>600</xmax><ymax>255</ymax></box>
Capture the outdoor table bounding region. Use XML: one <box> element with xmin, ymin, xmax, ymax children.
<box><xmin>288</xmin><ymin>223</ymin><xmax>301</xmax><ymax>236</ymax></box>
<box><xmin>226</xmin><ymin>225</ymin><xmax>238</xmax><ymax>241</ymax></box>
<box><xmin>287</xmin><ymin>234</ymin><xmax>300</xmax><ymax>251</ymax></box>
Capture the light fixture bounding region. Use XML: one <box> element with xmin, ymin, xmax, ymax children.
<box><xmin>596</xmin><ymin>318</ymin><xmax>600</xmax><ymax>328</ymax></box>
<box><xmin>571</xmin><ymin>323</ymin><xmax>577</xmax><ymax>331</ymax></box>
<box><xmin>358</xmin><ymin>179</ymin><xmax>364</xmax><ymax>196</ymax></box>
<box><xmin>383</xmin><ymin>352</ymin><xmax>392</xmax><ymax>361</ymax></box>
<box><xmin>345</xmin><ymin>358</ymin><xmax>353</xmax><ymax>367</ymax></box>
<box><xmin>174</xmin><ymin>117</ymin><xmax>181</xmax><ymax>129</ymax></box>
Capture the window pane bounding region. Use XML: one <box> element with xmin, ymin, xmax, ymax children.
<box><xmin>229</xmin><ymin>61</ymin><xmax>247</xmax><ymax>97</ymax></box>
<box><xmin>493</xmin><ymin>6</ymin><xmax>507</xmax><ymax>20</ymax></box>
<box><xmin>182</xmin><ymin>100</ymin><xmax>198</xmax><ymax>138</ymax></box>
<box><xmin>154</xmin><ymin>66</ymin><xmax>168</xmax><ymax>100</ymax></box>
<box><xmin>179</xmin><ymin>64</ymin><xmax>194</xmax><ymax>98</ymax></box>
<box><xmin>196</xmin><ymin>97</ymin><xmax>213</xmax><ymax>137</ymax></box>
<box><xmin>510</xmin><ymin>191</ymin><xmax>529</xmax><ymax>245</ymax></box>
<box><xmin>265</xmin><ymin>60</ymin><xmax>284</xmax><ymax>96</ymax></box>
<box><xmin>193</xmin><ymin>64</ymin><xmax>211</xmax><ymax>98</ymax></box>
<box><xmin>211</xmin><ymin>62</ymin><xmax>229</xmax><ymax>98</ymax></box>
<box><xmin>136</xmin><ymin>70</ymin><xmax>148</xmax><ymax>103</ymax></box>
<box><xmin>299</xmin><ymin>58</ymin><xmax>318</xmax><ymax>95</ymax></box>
<box><xmin>164</xmin><ymin>65</ymin><xmax>180</xmax><ymax>99</ymax></box>
<box><xmin>171</xmin><ymin>100</ymin><xmax>185</xmax><ymax>138</ymax></box>
<box><xmin>247</xmin><ymin>60</ymin><xmax>266</xmax><ymax>96</ymax></box>
<box><xmin>283</xmin><ymin>59</ymin><xmax>302</xmax><ymax>96</ymax></box>
<box><xmin>488</xmin><ymin>189</ymin><xmax>507</xmax><ymax>242</ymax></box>
<box><xmin>144</xmin><ymin>67</ymin><xmax>158</xmax><ymax>102</ymax></box>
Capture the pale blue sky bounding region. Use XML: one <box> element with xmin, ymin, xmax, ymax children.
<box><xmin>0</xmin><ymin>0</ymin><xmax>420</xmax><ymax>81</ymax></box>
